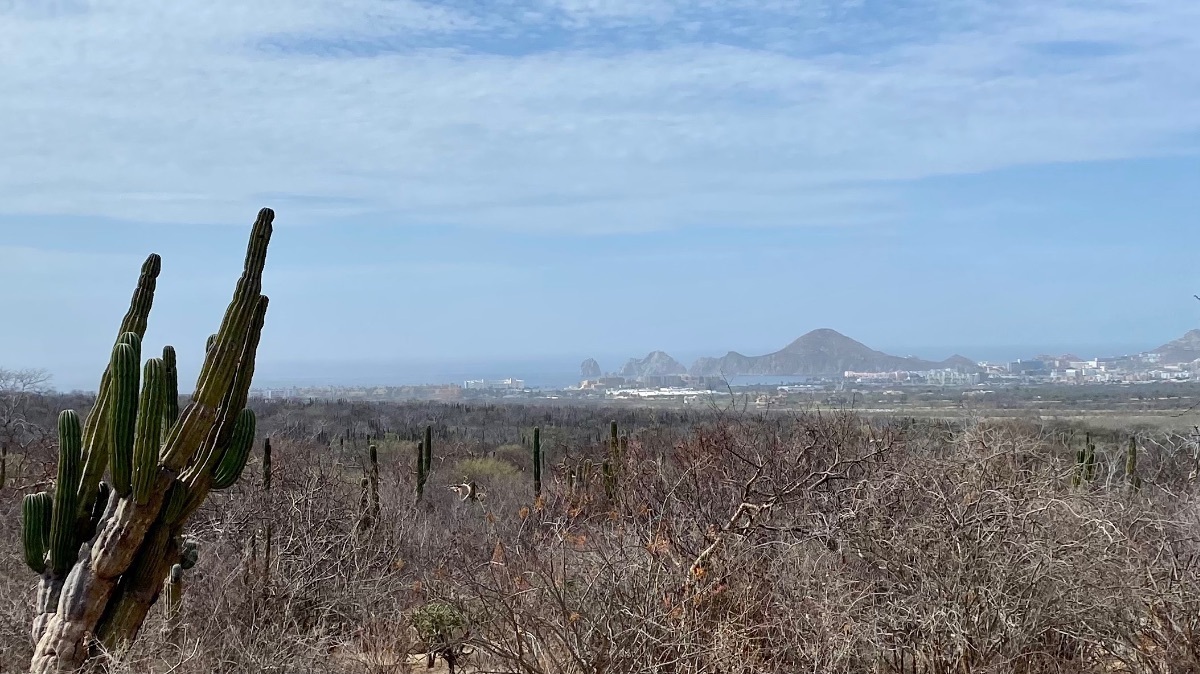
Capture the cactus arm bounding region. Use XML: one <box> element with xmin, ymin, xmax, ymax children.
<box><xmin>23</xmin><ymin>492</ymin><xmax>53</xmax><ymax>574</ymax></box>
<box><xmin>161</xmin><ymin>481</ymin><xmax>190</xmax><ymax>525</ymax></box>
<box><xmin>75</xmin><ymin>255</ymin><xmax>161</xmax><ymax>523</ymax></box>
<box><xmin>108</xmin><ymin>342</ymin><xmax>141</xmax><ymax>497</ymax></box>
<box><xmin>209</xmin><ymin>410</ymin><xmax>257</xmax><ymax>491</ymax></box>
<box><xmin>161</xmin><ymin>346</ymin><xmax>180</xmax><ymax>441</ymax></box>
<box><xmin>133</xmin><ymin>359</ymin><xmax>166</xmax><ymax>505</ymax></box>
<box><xmin>80</xmin><ymin>482</ymin><xmax>112</xmax><ymax>543</ymax></box>
<box><xmin>173</xmin><ymin>294</ymin><xmax>267</xmax><ymax>478</ymax></box>
<box><xmin>50</xmin><ymin>411</ymin><xmax>84</xmax><ymax>575</ymax></box>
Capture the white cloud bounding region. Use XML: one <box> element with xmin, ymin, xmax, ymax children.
<box><xmin>1</xmin><ymin>0</ymin><xmax>1198</xmax><ymax>231</ymax></box>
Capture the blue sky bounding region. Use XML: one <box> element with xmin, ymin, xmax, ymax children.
<box><xmin>2</xmin><ymin>0</ymin><xmax>1199</xmax><ymax>389</ymax></box>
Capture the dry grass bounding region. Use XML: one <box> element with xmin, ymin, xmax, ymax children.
<box><xmin>4</xmin><ymin>410</ymin><xmax>1200</xmax><ymax>673</ymax></box>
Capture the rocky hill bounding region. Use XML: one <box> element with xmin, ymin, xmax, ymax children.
<box><xmin>619</xmin><ymin>351</ymin><xmax>688</xmax><ymax>379</ymax></box>
<box><xmin>1154</xmin><ymin>329</ymin><xmax>1200</xmax><ymax>363</ymax></box>
<box><xmin>688</xmin><ymin>329</ymin><xmax>979</xmax><ymax>377</ymax></box>
<box><xmin>580</xmin><ymin>358</ymin><xmax>602</xmax><ymax>379</ymax></box>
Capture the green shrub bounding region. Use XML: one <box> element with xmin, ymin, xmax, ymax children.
<box><xmin>453</xmin><ymin>457</ymin><xmax>518</xmax><ymax>482</ymax></box>
<box><xmin>412</xmin><ymin>601</ymin><xmax>466</xmax><ymax>645</ymax></box>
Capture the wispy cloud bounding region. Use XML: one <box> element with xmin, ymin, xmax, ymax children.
<box><xmin>1</xmin><ymin>0</ymin><xmax>1198</xmax><ymax>231</ymax></box>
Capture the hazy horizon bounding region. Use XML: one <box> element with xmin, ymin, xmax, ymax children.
<box><xmin>3</xmin><ymin>1</ymin><xmax>1199</xmax><ymax>385</ymax></box>
<box><xmin>33</xmin><ymin>339</ymin><xmax>1177</xmax><ymax>393</ymax></box>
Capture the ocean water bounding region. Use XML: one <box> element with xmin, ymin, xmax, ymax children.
<box><xmin>250</xmin><ymin>359</ymin><xmax>584</xmax><ymax>390</ymax></box>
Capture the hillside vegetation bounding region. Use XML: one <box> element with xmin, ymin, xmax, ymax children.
<box><xmin>4</xmin><ymin>397</ymin><xmax>1200</xmax><ymax>673</ymax></box>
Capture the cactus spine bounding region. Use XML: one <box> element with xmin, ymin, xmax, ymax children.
<box><xmin>23</xmin><ymin>208</ymin><xmax>274</xmax><ymax>673</ymax></box>
<box><xmin>533</xmin><ymin>427</ymin><xmax>542</xmax><ymax>497</ymax></box>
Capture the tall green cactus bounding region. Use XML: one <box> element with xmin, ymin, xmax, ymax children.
<box><xmin>23</xmin><ymin>208</ymin><xmax>274</xmax><ymax>673</ymax></box>
<box><xmin>533</xmin><ymin>427</ymin><xmax>542</xmax><ymax>498</ymax></box>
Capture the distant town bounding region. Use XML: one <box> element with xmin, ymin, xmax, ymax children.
<box><xmin>249</xmin><ymin>345</ymin><xmax>1200</xmax><ymax>405</ymax></box>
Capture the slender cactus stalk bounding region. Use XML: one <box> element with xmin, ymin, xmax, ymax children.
<box><xmin>368</xmin><ymin>444</ymin><xmax>381</xmax><ymax>522</ymax></box>
<box><xmin>416</xmin><ymin>441</ymin><xmax>427</xmax><ymax>502</ymax></box>
<box><xmin>1126</xmin><ymin>436</ymin><xmax>1143</xmax><ymax>491</ymax></box>
<box><xmin>424</xmin><ymin>425</ymin><xmax>433</xmax><ymax>473</ymax></box>
<box><xmin>262</xmin><ymin>438</ymin><xmax>272</xmax><ymax>491</ymax></box>
<box><xmin>532</xmin><ymin>427</ymin><xmax>542</xmax><ymax>498</ymax></box>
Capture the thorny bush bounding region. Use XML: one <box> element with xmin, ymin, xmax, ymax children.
<box><xmin>3</xmin><ymin>403</ymin><xmax>1200</xmax><ymax>673</ymax></box>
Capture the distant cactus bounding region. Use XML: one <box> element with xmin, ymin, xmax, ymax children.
<box><xmin>571</xmin><ymin>458</ymin><xmax>595</xmax><ymax>495</ymax></box>
<box><xmin>21</xmin><ymin>209</ymin><xmax>274</xmax><ymax>673</ymax></box>
<box><xmin>602</xmin><ymin>459</ymin><xmax>616</xmax><ymax>499</ymax></box>
<box><xmin>262</xmin><ymin>437</ymin><xmax>272</xmax><ymax>491</ymax></box>
<box><xmin>1126</xmin><ymin>436</ymin><xmax>1143</xmax><ymax>491</ymax></box>
<box><xmin>1084</xmin><ymin>434</ymin><xmax>1097</xmax><ymax>483</ymax></box>
<box><xmin>416</xmin><ymin>441</ymin><xmax>428</xmax><ymax>502</ymax></box>
<box><xmin>533</xmin><ymin>427</ymin><xmax>542</xmax><ymax>497</ymax></box>
<box><xmin>1073</xmin><ymin>432</ymin><xmax>1098</xmax><ymax>487</ymax></box>
<box><xmin>424</xmin><ymin>425</ymin><xmax>434</xmax><ymax>473</ymax></box>
<box><xmin>368</xmin><ymin>444</ymin><xmax>381</xmax><ymax>521</ymax></box>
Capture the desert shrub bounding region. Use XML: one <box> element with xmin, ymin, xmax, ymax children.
<box><xmin>452</xmin><ymin>456</ymin><xmax>519</xmax><ymax>483</ymax></box>
<box><xmin>493</xmin><ymin>444</ymin><xmax>530</xmax><ymax>472</ymax></box>
<box><xmin>4</xmin><ymin>401</ymin><xmax>1200</xmax><ymax>673</ymax></box>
